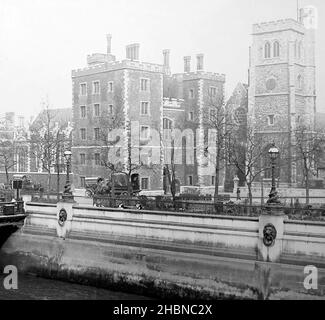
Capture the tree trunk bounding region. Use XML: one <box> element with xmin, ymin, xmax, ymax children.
<box><xmin>247</xmin><ymin>182</ymin><xmax>253</xmax><ymax>206</ymax></box>
<box><xmin>305</xmin><ymin>174</ymin><xmax>310</xmax><ymax>206</ymax></box>
<box><xmin>5</xmin><ymin>166</ymin><xmax>9</xmax><ymax>185</ymax></box>
<box><xmin>47</xmin><ymin>172</ymin><xmax>51</xmax><ymax>200</ymax></box>
<box><xmin>214</xmin><ymin>149</ymin><xmax>220</xmax><ymax>204</ymax></box>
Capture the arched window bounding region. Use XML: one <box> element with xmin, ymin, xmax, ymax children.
<box><xmin>273</xmin><ymin>41</ymin><xmax>280</xmax><ymax>57</ymax></box>
<box><xmin>163</xmin><ymin>118</ymin><xmax>173</xmax><ymax>139</ymax></box>
<box><xmin>264</xmin><ymin>42</ymin><xmax>271</xmax><ymax>59</ymax></box>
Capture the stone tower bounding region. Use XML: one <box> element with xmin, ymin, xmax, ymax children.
<box><xmin>248</xmin><ymin>6</ymin><xmax>317</xmax><ymax>185</ymax></box>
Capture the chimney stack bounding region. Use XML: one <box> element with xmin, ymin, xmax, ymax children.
<box><xmin>106</xmin><ymin>34</ymin><xmax>112</xmax><ymax>54</ymax></box>
<box><xmin>196</xmin><ymin>54</ymin><xmax>204</xmax><ymax>71</ymax></box>
<box><xmin>184</xmin><ymin>56</ymin><xmax>191</xmax><ymax>73</ymax></box>
<box><xmin>126</xmin><ymin>43</ymin><xmax>140</xmax><ymax>61</ymax></box>
<box><xmin>163</xmin><ymin>50</ymin><xmax>170</xmax><ymax>68</ymax></box>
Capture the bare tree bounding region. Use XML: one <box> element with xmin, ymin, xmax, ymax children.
<box><xmin>163</xmin><ymin>136</ymin><xmax>178</xmax><ymax>208</ymax></box>
<box><xmin>293</xmin><ymin>123</ymin><xmax>325</xmax><ymax>205</ymax></box>
<box><xmin>228</xmin><ymin>124</ymin><xmax>270</xmax><ymax>205</ymax></box>
<box><xmin>29</xmin><ymin>103</ymin><xmax>67</xmax><ymax>197</ymax></box>
<box><xmin>203</xmin><ymin>91</ymin><xmax>234</xmax><ymax>203</ymax></box>
<box><xmin>0</xmin><ymin>140</ymin><xmax>19</xmax><ymax>184</ymax></box>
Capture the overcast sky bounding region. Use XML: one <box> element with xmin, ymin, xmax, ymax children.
<box><xmin>0</xmin><ymin>0</ymin><xmax>324</xmax><ymax>120</ymax></box>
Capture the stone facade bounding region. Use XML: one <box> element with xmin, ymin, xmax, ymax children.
<box><xmin>72</xmin><ymin>36</ymin><xmax>225</xmax><ymax>192</ymax></box>
<box><xmin>248</xmin><ymin>7</ymin><xmax>317</xmax><ymax>185</ymax></box>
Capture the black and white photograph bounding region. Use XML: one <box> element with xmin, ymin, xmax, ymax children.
<box><xmin>0</xmin><ymin>0</ymin><xmax>325</xmax><ymax>305</ymax></box>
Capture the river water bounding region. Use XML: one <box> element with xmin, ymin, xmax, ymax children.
<box><xmin>0</xmin><ymin>274</ymin><xmax>150</xmax><ymax>300</ymax></box>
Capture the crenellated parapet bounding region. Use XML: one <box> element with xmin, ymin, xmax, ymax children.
<box><xmin>72</xmin><ymin>59</ymin><xmax>165</xmax><ymax>78</ymax></box>
<box><xmin>172</xmin><ymin>71</ymin><xmax>225</xmax><ymax>83</ymax></box>
<box><xmin>253</xmin><ymin>19</ymin><xmax>305</xmax><ymax>35</ymax></box>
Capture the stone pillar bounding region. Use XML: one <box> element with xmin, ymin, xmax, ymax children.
<box><xmin>56</xmin><ymin>200</ymin><xmax>75</xmax><ymax>239</ymax></box>
<box><xmin>258</xmin><ymin>205</ymin><xmax>286</xmax><ymax>262</ymax></box>
<box><xmin>233</xmin><ymin>176</ymin><xmax>239</xmax><ymax>193</ymax></box>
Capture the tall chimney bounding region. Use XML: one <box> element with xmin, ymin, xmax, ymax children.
<box><xmin>163</xmin><ymin>50</ymin><xmax>170</xmax><ymax>68</ymax></box>
<box><xmin>106</xmin><ymin>34</ymin><xmax>112</xmax><ymax>54</ymax></box>
<box><xmin>126</xmin><ymin>43</ymin><xmax>140</xmax><ymax>61</ymax></box>
<box><xmin>196</xmin><ymin>54</ymin><xmax>204</xmax><ymax>71</ymax></box>
<box><xmin>184</xmin><ymin>56</ymin><xmax>191</xmax><ymax>73</ymax></box>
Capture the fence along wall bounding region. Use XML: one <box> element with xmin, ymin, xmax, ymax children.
<box><xmin>1</xmin><ymin>201</ymin><xmax>325</xmax><ymax>299</ymax></box>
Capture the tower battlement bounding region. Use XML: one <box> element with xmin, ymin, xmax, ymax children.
<box><xmin>72</xmin><ymin>59</ymin><xmax>165</xmax><ymax>77</ymax></box>
<box><xmin>253</xmin><ymin>18</ymin><xmax>305</xmax><ymax>35</ymax></box>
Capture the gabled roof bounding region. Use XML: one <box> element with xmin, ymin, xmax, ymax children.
<box><xmin>31</xmin><ymin>108</ymin><xmax>72</xmax><ymax>130</ymax></box>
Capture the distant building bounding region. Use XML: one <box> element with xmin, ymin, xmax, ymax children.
<box><xmin>0</xmin><ymin>109</ymin><xmax>72</xmax><ymax>190</ymax></box>
<box><xmin>224</xmin><ymin>83</ymin><xmax>248</xmax><ymax>191</ymax></box>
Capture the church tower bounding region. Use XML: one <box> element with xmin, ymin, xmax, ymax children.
<box><xmin>248</xmin><ymin>6</ymin><xmax>317</xmax><ymax>185</ymax></box>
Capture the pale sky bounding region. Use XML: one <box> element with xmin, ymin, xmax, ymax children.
<box><xmin>0</xmin><ymin>0</ymin><xmax>324</xmax><ymax>121</ymax></box>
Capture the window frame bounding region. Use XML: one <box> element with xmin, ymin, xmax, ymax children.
<box><xmin>140</xmin><ymin>78</ymin><xmax>150</xmax><ymax>92</ymax></box>
<box><xmin>94</xmin><ymin>103</ymin><xmax>101</xmax><ymax>117</ymax></box>
<box><xmin>94</xmin><ymin>127</ymin><xmax>100</xmax><ymax>141</ymax></box>
<box><xmin>80</xmin><ymin>105</ymin><xmax>86</xmax><ymax>119</ymax></box>
<box><xmin>108</xmin><ymin>81</ymin><xmax>114</xmax><ymax>93</ymax></box>
<box><xmin>267</xmin><ymin>115</ymin><xmax>275</xmax><ymax>126</ymax></box>
<box><xmin>92</xmin><ymin>81</ymin><xmax>100</xmax><ymax>95</ymax></box>
<box><xmin>141</xmin><ymin>177</ymin><xmax>150</xmax><ymax>190</ymax></box>
<box><xmin>94</xmin><ymin>153</ymin><xmax>101</xmax><ymax>166</ymax></box>
<box><xmin>140</xmin><ymin>101</ymin><xmax>150</xmax><ymax>116</ymax></box>
<box><xmin>79</xmin><ymin>83</ymin><xmax>87</xmax><ymax>96</ymax></box>
<box><xmin>140</xmin><ymin>125</ymin><xmax>150</xmax><ymax>140</ymax></box>
<box><xmin>80</xmin><ymin>128</ymin><xmax>87</xmax><ymax>140</ymax></box>
<box><xmin>264</xmin><ymin>42</ymin><xmax>271</xmax><ymax>59</ymax></box>
<box><xmin>80</xmin><ymin>153</ymin><xmax>86</xmax><ymax>165</ymax></box>
<box><xmin>188</xmin><ymin>175</ymin><xmax>193</xmax><ymax>186</ymax></box>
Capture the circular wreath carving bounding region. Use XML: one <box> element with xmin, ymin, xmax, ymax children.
<box><xmin>58</xmin><ymin>208</ymin><xmax>68</xmax><ymax>227</ymax></box>
<box><xmin>263</xmin><ymin>223</ymin><xmax>277</xmax><ymax>247</ymax></box>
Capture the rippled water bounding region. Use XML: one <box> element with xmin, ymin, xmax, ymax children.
<box><xmin>0</xmin><ymin>274</ymin><xmax>150</xmax><ymax>300</ymax></box>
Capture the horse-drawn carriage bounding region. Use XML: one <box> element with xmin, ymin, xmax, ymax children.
<box><xmin>85</xmin><ymin>173</ymin><xmax>143</xmax><ymax>208</ymax></box>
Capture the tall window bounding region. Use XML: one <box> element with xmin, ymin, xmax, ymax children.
<box><xmin>93</xmin><ymin>81</ymin><xmax>100</xmax><ymax>94</ymax></box>
<box><xmin>108</xmin><ymin>81</ymin><xmax>114</xmax><ymax>93</ymax></box>
<box><xmin>209</xmin><ymin>87</ymin><xmax>217</xmax><ymax>97</ymax></box>
<box><xmin>80</xmin><ymin>128</ymin><xmax>86</xmax><ymax>140</ymax></box>
<box><xmin>141</xmin><ymin>177</ymin><xmax>149</xmax><ymax>190</ymax></box>
<box><xmin>80</xmin><ymin>106</ymin><xmax>86</xmax><ymax>119</ymax></box>
<box><xmin>188</xmin><ymin>175</ymin><xmax>193</xmax><ymax>186</ymax></box>
<box><xmin>264</xmin><ymin>42</ymin><xmax>271</xmax><ymax>59</ymax></box>
<box><xmin>268</xmin><ymin>115</ymin><xmax>275</xmax><ymax>126</ymax></box>
<box><xmin>189</xmin><ymin>89</ymin><xmax>194</xmax><ymax>99</ymax></box>
<box><xmin>80</xmin><ymin>83</ymin><xmax>87</xmax><ymax>96</ymax></box>
<box><xmin>80</xmin><ymin>154</ymin><xmax>86</xmax><ymax>165</ymax></box>
<box><xmin>273</xmin><ymin>41</ymin><xmax>280</xmax><ymax>57</ymax></box>
<box><xmin>94</xmin><ymin>128</ymin><xmax>100</xmax><ymax>140</ymax></box>
<box><xmin>140</xmin><ymin>126</ymin><xmax>150</xmax><ymax>140</ymax></box>
<box><xmin>108</xmin><ymin>104</ymin><xmax>114</xmax><ymax>115</ymax></box>
<box><xmin>189</xmin><ymin>111</ymin><xmax>194</xmax><ymax>121</ymax></box>
<box><xmin>140</xmin><ymin>78</ymin><xmax>149</xmax><ymax>91</ymax></box>
<box><xmin>163</xmin><ymin>118</ymin><xmax>173</xmax><ymax>139</ymax></box>
<box><xmin>94</xmin><ymin>153</ymin><xmax>101</xmax><ymax>166</ymax></box>
<box><xmin>94</xmin><ymin>104</ymin><xmax>100</xmax><ymax>117</ymax></box>
<box><xmin>140</xmin><ymin>102</ymin><xmax>149</xmax><ymax>115</ymax></box>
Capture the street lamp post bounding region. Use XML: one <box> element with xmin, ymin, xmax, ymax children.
<box><xmin>267</xmin><ymin>143</ymin><xmax>280</xmax><ymax>205</ymax></box>
<box><xmin>63</xmin><ymin>150</ymin><xmax>73</xmax><ymax>200</ymax></box>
